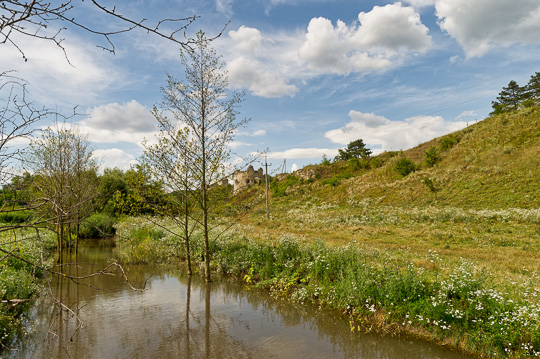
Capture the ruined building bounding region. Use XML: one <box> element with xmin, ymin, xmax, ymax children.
<box><xmin>233</xmin><ymin>165</ymin><xmax>264</xmax><ymax>193</ymax></box>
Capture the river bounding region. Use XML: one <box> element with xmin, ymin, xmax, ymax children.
<box><xmin>4</xmin><ymin>239</ymin><xmax>473</xmax><ymax>359</ymax></box>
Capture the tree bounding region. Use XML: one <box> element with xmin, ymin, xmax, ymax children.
<box><xmin>335</xmin><ymin>139</ymin><xmax>372</xmax><ymax>161</ymax></box>
<box><xmin>26</xmin><ymin>124</ymin><xmax>98</xmax><ymax>258</ymax></box>
<box><xmin>151</xmin><ymin>31</ymin><xmax>249</xmax><ymax>281</ymax></box>
<box><xmin>1</xmin><ymin>0</ymin><xmax>201</xmax><ymax>62</ymax></box>
<box><xmin>524</xmin><ymin>72</ymin><xmax>540</xmax><ymax>105</ymax></box>
<box><xmin>491</xmin><ymin>80</ymin><xmax>524</xmax><ymax>114</ymax></box>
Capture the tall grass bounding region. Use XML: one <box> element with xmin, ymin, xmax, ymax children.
<box><xmin>115</xmin><ymin>217</ymin><xmax>540</xmax><ymax>358</ymax></box>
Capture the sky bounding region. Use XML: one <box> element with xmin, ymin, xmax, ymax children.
<box><xmin>2</xmin><ymin>0</ymin><xmax>540</xmax><ymax>174</ymax></box>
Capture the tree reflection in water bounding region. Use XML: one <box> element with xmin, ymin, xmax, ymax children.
<box><xmin>4</xmin><ymin>240</ymin><xmax>472</xmax><ymax>359</ymax></box>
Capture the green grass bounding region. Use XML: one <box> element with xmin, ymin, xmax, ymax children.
<box><xmin>0</xmin><ymin>229</ymin><xmax>54</xmax><ymax>348</ymax></box>
<box><xmin>112</xmin><ymin>107</ymin><xmax>540</xmax><ymax>358</ymax></box>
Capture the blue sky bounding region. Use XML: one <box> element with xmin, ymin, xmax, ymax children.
<box><xmin>3</xmin><ymin>0</ymin><xmax>540</xmax><ymax>174</ymax></box>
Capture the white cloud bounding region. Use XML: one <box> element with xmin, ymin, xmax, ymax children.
<box><xmin>325</xmin><ymin>110</ymin><xmax>467</xmax><ymax>151</ymax></box>
<box><xmin>267</xmin><ymin>147</ymin><xmax>339</xmax><ymax>159</ymax></box>
<box><xmin>228</xmin><ymin>26</ymin><xmax>263</xmax><ymax>55</ymax></box>
<box><xmin>291</xmin><ymin>163</ymin><xmax>299</xmax><ymax>172</ymax></box>
<box><xmin>227</xmin><ymin>57</ymin><xmax>297</xmax><ymax>98</ymax></box>
<box><xmin>238</xmin><ymin>129</ymin><xmax>266</xmax><ymax>136</ymax></box>
<box><xmin>436</xmin><ymin>0</ymin><xmax>540</xmax><ymax>57</ymax></box>
<box><xmin>0</xmin><ymin>32</ymin><xmax>123</xmax><ymax>107</ymax></box>
<box><xmin>77</xmin><ymin>100</ymin><xmax>157</xmax><ymax>146</ymax></box>
<box><xmin>228</xmin><ymin>141</ymin><xmax>251</xmax><ymax>149</ymax></box>
<box><xmin>93</xmin><ymin>148</ymin><xmax>138</xmax><ymax>172</ymax></box>
<box><xmin>402</xmin><ymin>0</ymin><xmax>435</xmax><ymax>8</ymax></box>
<box><xmin>84</xmin><ymin>100</ymin><xmax>155</xmax><ymax>132</ymax></box>
<box><xmin>456</xmin><ymin>110</ymin><xmax>476</xmax><ymax>121</ymax></box>
<box><xmin>298</xmin><ymin>3</ymin><xmax>431</xmax><ymax>74</ymax></box>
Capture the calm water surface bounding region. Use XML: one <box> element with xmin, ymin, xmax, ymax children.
<box><xmin>5</xmin><ymin>240</ymin><xmax>473</xmax><ymax>359</ymax></box>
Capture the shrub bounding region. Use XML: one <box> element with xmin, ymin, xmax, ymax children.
<box><xmin>394</xmin><ymin>158</ymin><xmax>417</xmax><ymax>177</ymax></box>
<box><xmin>322</xmin><ymin>172</ymin><xmax>353</xmax><ymax>187</ymax></box>
<box><xmin>79</xmin><ymin>213</ymin><xmax>117</xmax><ymax>238</ymax></box>
<box><xmin>348</xmin><ymin>158</ymin><xmax>370</xmax><ymax>171</ymax></box>
<box><xmin>423</xmin><ymin>177</ymin><xmax>437</xmax><ymax>192</ymax></box>
<box><xmin>370</xmin><ymin>157</ymin><xmax>383</xmax><ymax>169</ymax></box>
<box><xmin>440</xmin><ymin>135</ymin><xmax>460</xmax><ymax>151</ymax></box>
<box><xmin>424</xmin><ymin>147</ymin><xmax>439</xmax><ymax>167</ymax></box>
<box><xmin>0</xmin><ymin>210</ymin><xmax>33</xmax><ymax>223</ymax></box>
<box><xmin>320</xmin><ymin>154</ymin><xmax>331</xmax><ymax>166</ymax></box>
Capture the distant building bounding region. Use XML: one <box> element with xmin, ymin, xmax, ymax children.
<box><xmin>233</xmin><ymin>165</ymin><xmax>263</xmax><ymax>193</ymax></box>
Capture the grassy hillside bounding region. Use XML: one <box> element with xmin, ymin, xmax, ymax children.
<box><xmin>114</xmin><ymin>108</ymin><xmax>540</xmax><ymax>358</ymax></box>
<box><xmin>270</xmin><ymin>106</ymin><xmax>540</xmax><ymax>209</ymax></box>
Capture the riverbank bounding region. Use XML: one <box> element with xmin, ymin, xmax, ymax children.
<box><xmin>114</xmin><ymin>211</ymin><xmax>540</xmax><ymax>359</ymax></box>
<box><xmin>0</xmin><ymin>230</ymin><xmax>54</xmax><ymax>348</ymax></box>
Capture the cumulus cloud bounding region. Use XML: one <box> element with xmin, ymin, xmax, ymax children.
<box><xmin>228</xmin><ymin>26</ymin><xmax>263</xmax><ymax>55</ymax></box>
<box><xmin>78</xmin><ymin>100</ymin><xmax>157</xmax><ymax>146</ymax></box>
<box><xmin>325</xmin><ymin>110</ymin><xmax>467</xmax><ymax>151</ymax></box>
<box><xmin>227</xmin><ymin>57</ymin><xmax>297</xmax><ymax>98</ymax></box>
<box><xmin>291</xmin><ymin>163</ymin><xmax>299</xmax><ymax>172</ymax></box>
<box><xmin>298</xmin><ymin>3</ymin><xmax>431</xmax><ymax>74</ymax></box>
<box><xmin>267</xmin><ymin>147</ymin><xmax>339</xmax><ymax>159</ymax></box>
<box><xmin>436</xmin><ymin>0</ymin><xmax>540</xmax><ymax>57</ymax></box>
<box><xmin>93</xmin><ymin>148</ymin><xmax>138</xmax><ymax>171</ymax></box>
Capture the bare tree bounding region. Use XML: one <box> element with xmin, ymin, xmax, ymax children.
<box><xmin>0</xmin><ymin>72</ymin><xmax>56</xmax><ymax>185</ymax></box>
<box><xmin>152</xmin><ymin>31</ymin><xmax>249</xmax><ymax>282</ymax></box>
<box><xmin>0</xmin><ymin>0</ymin><xmax>204</xmax><ymax>62</ymax></box>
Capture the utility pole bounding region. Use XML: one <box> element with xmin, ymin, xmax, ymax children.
<box><xmin>261</xmin><ymin>157</ymin><xmax>272</xmax><ymax>219</ymax></box>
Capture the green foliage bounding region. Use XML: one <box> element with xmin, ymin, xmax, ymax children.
<box><xmin>0</xmin><ymin>210</ymin><xmax>33</xmax><ymax>224</ymax></box>
<box><xmin>335</xmin><ymin>139</ymin><xmax>372</xmax><ymax>161</ymax></box>
<box><xmin>394</xmin><ymin>158</ymin><xmax>417</xmax><ymax>177</ymax></box>
<box><xmin>271</xmin><ymin>175</ymin><xmax>299</xmax><ymax>197</ymax></box>
<box><xmin>424</xmin><ymin>147</ymin><xmax>439</xmax><ymax>167</ymax></box>
<box><xmin>320</xmin><ymin>154</ymin><xmax>331</xmax><ymax>166</ymax></box>
<box><xmin>440</xmin><ymin>135</ymin><xmax>460</xmax><ymax>151</ymax></box>
<box><xmin>423</xmin><ymin>177</ymin><xmax>437</xmax><ymax>192</ymax></box>
<box><xmin>348</xmin><ymin>158</ymin><xmax>370</xmax><ymax>171</ymax></box>
<box><xmin>79</xmin><ymin>212</ymin><xmax>117</xmax><ymax>238</ymax></box>
<box><xmin>0</xmin><ymin>230</ymin><xmax>48</xmax><ymax>347</ymax></box>
<box><xmin>321</xmin><ymin>172</ymin><xmax>353</xmax><ymax>187</ymax></box>
<box><xmin>370</xmin><ymin>157</ymin><xmax>383</xmax><ymax>169</ymax></box>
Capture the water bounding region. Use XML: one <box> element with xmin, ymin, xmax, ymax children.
<box><xmin>4</xmin><ymin>240</ymin><xmax>473</xmax><ymax>359</ymax></box>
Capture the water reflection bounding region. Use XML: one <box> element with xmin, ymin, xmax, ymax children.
<box><xmin>4</xmin><ymin>240</ymin><xmax>473</xmax><ymax>359</ymax></box>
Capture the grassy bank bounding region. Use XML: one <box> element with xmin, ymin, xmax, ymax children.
<box><xmin>114</xmin><ymin>214</ymin><xmax>540</xmax><ymax>358</ymax></box>
<box><xmin>0</xmin><ymin>229</ymin><xmax>54</xmax><ymax>348</ymax></box>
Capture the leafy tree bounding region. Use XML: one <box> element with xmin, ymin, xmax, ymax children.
<box><xmin>525</xmin><ymin>72</ymin><xmax>540</xmax><ymax>105</ymax></box>
<box><xmin>335</xmin><ymin>139</ymin><xmax>372</xmax><ymax>161</ymax></box>
<box><xmin>491</xmin><ymin>80</ymin><xmax>525</xmax><ymax>114</ymax></box>
<box><xmin>26</xmin><ymin>125</ymin><xmax>98</xmax><ymax>257</ymax></box>
<box><xmin>151</xmin><ymin>31</ymin><xmax>249</xmax><ymax>281</ymax></box>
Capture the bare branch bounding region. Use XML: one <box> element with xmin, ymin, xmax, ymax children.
<box><xmin>1</xmin><ymin>0</ymin><xmax>204</xmax><ymax>61</ymax></box>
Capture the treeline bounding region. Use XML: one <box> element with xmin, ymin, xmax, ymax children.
<box><xmin>491</xmin><ymin>71</ymin><xmax>540</xmax><ymax>114</ymax></box>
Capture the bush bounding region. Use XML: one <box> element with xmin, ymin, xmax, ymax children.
<box><xmin>0</xmin><ymin>210</ymin><xmax>33</xmax><ymax>223</ymax></box>
<box><xmin>348</xmin><ymin>158</ymin><xmax>370</xmax><ymax>171</ymax></box>
<box><xmin>423</xmin><ymin>177</ymin><xmax>437</xmax><ymax>192</ymax></box>
<box><xmin>440</xmin><ymin>135</ymin><xmax>460</xmax><ymax>151</ymax></box>
<box><xmin>321</xmin><ymin>172</ymin><xmax>353</xmax><ymax>187</ymax></box>
<box><xmin>394</xmin><ymin>158</ymin><xmax>417</xmax><ymax>177</ymax></box>
<box><xmin>424</xmin><ymin>147</ymin><xmax>439</xmax><ymax>167</ymax></box>
<box><xmin>370</xmin><ymin>157</ymin><xmax>383</xmax><ymax>169</ymax></box>
<box><xmin>79</xmin><ymin>213</ymin><xmax>117</xmax><ymax>238</ymax></box>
